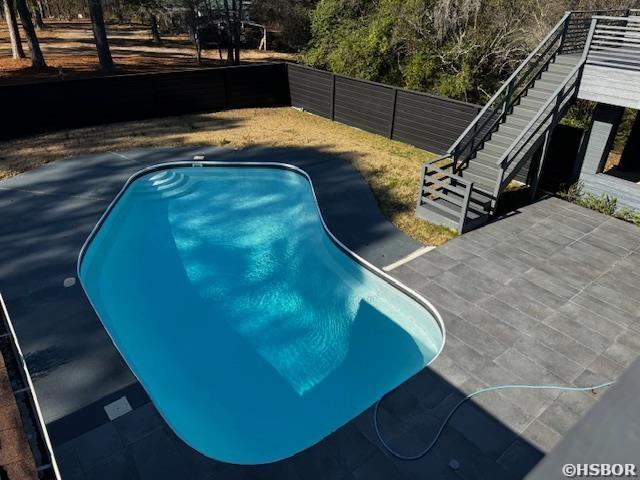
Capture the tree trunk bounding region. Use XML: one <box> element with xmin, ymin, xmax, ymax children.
<box><xmin>15</xmin><ymin>0</ymin><xmax>46</xmax><ymax>67</ymax></box>
<box><xmin>195</xmin><ymin>27</ymin><xmax>201</xmax><ymax>64</ymax></box>
<box><xmin>150</xmin><ymin>13</ymin><xmax>161</xmax><ymax>43</ymax></box>
<box><xmin>35</xmin><ymin>0</ymin><xmax>45</xmax><ymax>27</ymax></box>
<box><xmin>223</xmin><ymin>0</ymin><xmax>234</xmax><ymax>64</ymax></box>
<box><xmin>234</xmin><ymin>0</ymin><xmax>241</xmax><ymax>65</ymax></box>
<box><xmin>87</xmin><ymin>0</ymin><xmax>114</xmax><ymax>71</ymax></box>
<box><xmin>114</xmin><ymin>0</ymin><xmax>123</xmax><ymax>23</ymax></box>
<box><xmin>3</xmin><ymin>0</ymin><xmax>25</xmax><ymax>58</ymax></box>
<box><xmin>186</xmin><ymin>13</ymin><xmax>201</xmax><ymax>64</ymax></box>
<box><xmin>34</xmin><ymin>9</ymin><xmax>44</xmax><ymax>29</ymax></box>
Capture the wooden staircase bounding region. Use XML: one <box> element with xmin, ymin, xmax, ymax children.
<box><xmin>416</xmin><ymin>8</ymin><xmax>630</xmax><ymax>233</ymax></box>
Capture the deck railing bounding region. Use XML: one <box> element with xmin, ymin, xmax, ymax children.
<box><xmin>584</xmin><ymin>15</ymin><xmax>640</xmax><ymax>72</ymax></box>
<box><xmin>495</xmin><ymin>64</ymin><xmax>584</xmax><ymax>194</ymax></box>
<box><xmin>560</xmin><ymin>9</ymin><xmax>630</xmax><ymax>53</ymax></box>
<box><xmin>417</xmin><ymin>156</ymin><xmax>474</xmax><ymax>233</ymax></box>
<box><xmin>448</xmin><ymin>12</ymin><xmax>573</xmax><ymax>174</ymax></box>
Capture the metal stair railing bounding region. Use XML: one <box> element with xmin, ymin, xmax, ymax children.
<box><xmin>495</xmin><ymin>12</ymin><xmax>636</xmax><ymax>198</ymax></box>
<box><xmin>417</xmin><ymin>156</ymin><xmax>474</xmax><ymax>234</ymax></box>
<box><xmin>416</xmin><ymin>8</ymin><xmax>629</xmax><ymax>232</ymax></box>
<box><xmin>447</xmin><ymin>12</ymin><xmax>573</xmax><ymax>173</ymax></box>
<box><xmin>584</xmin><ymin>15</ymin><xmax>640</xmax><ymax>71</ymax></box>
<box><xmin>494</xmin><ymin>63</ymin><xmax>584</xmax><ymax>195</ymax></box>
<box><xmin>561</xmin><ymin>8</ymin><xmax>631</xmax><ymax>53</ymax></box>
<box><xmin>446</xmin><ymin>8</ymin><xmax>629</xmax><ymax>175</ymax></box>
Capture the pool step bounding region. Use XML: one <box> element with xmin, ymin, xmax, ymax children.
<box><xmin>136</xmin><ymin>171</ymin><xmax>198</xmax><ymax>200</ymax></box>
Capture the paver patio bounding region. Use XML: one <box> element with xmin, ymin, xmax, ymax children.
<box><xmin>0</xmin><ymin>148</ymin><xmax>638</xmax><ymax>479</ymax></box>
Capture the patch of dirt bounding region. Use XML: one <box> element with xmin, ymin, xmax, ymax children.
<box><xmin>0</xmin><ymin>107</ymin><xmax>457</xmax><ymax>245</ymax></box>
<box><xmin>604</xmin><ymin>151</ymin><xmax>621</xmax><ymax>172</ymax></box>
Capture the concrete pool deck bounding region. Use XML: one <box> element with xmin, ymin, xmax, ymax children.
<box><xmin>0</xmin><ymin>148</ymin><xmax>638</xmax><ymax>479</ymax></box>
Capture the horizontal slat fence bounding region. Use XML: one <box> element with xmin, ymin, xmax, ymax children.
<box><xmin>287</xmin><ymin>65</ymin><xmax>333</xmax><ymax>118</ymax></box>
<box><xmin>333</xmin><ymin>76</ymin><xmax>396</xmax><ymax>137</ymax></box>
<box><xmin>3</xmin><ymin>61</ymin><xmax>481</xmax><ymax>156</ymax></box>
<box><xmin>287</xmin><ymin>63</ymin><xmax>481</xmax><ymax>154</ymax></box>
<box><xmin>0</xmin><ymin>63</ymin><xmax>289</xmax><ymax>140</ymax></box>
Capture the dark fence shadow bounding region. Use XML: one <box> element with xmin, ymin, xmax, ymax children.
<box><xmin>0</xmin><ymin>63</ymin><xmax>290</xmax><ymax>140</ymax></box>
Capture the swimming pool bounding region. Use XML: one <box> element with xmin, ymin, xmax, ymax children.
<box><xmin>78</xmin><ymin>162</ymin><xmax>444</xmax><ymax>464</ymax></box>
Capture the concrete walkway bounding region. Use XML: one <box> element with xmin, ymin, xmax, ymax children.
<box><xmin>0</xmin><ymin>148</ymin><xmax>639</xmax><ymax>479</ymax></box>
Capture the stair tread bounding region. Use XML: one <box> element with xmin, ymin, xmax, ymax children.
<box><xmin>554</xmin><ymin>54</ymin><xmax>582</xmax><ymax>66</ymax></box>
<box><xmin>497</xmin><ymin>123</ymin><xmax>525</xmax><ymax>136</ymax></box>
<box><xmin>541</xmin><ymin>71</ymin><xmax>569</xmax><ymax>82</ymax></box>
<box><xmin>482</xmin><ymin>142</ymin><xmax>509</xmax><ymax>156</ymax></box>
<box><xmin>490</xmin><ymin>130</ymin><xmax>519</xmax><ymax>142</ymax></box>
<box><xmin>475</xmin><ymin>149</ymin><xmax>502</xmax><ymax>162</ymax></box>
<box><xmin>506</xmin><ymin>112</ymin><xmax>538</xmax><ymax>127</ymax></box>
<box><xmin>533</xmin><ymin>79</ymin><xmax>563</xmax><ymax>92</ymax></box>
<box><xmin>460</xmin><ymin>168</ymin><xmax>496</xmax><ymax>188</ymax></box>
<box><xmin>515</xmin><ymin>100</ymin><xmax>542</xmax><ymax>111</ymax></box>
<box><xmin>472</xmin><ymin>155</ymin><xmax>503</xmax><ymax>173</ymax></box>
<box><xmin>510</xmin><ymin>110</ymin><xmax>537</xmax><ymax>121</ymax></box>
<box><xmin>517</xmin><ymin>98</ymin><xmax>546</xmax><ymax>112</ymax></box>
<box><xmin>549</xmin><ymin>61</ymin><xmax>575</xmax><ymax>70</ymax></box>
<box><xmin>466</xmin><ymin>167</ymin><xmax>500</xmax><ymax>184</ymax></box>
<box><xmin>468</xmin><ymin>160</ymin><xmax>500</xmax><ymax>174</ymax></box>
<box><xmin>527</xmin><ymin>87</ymin><xmax>553</xmax><ymax>97</ymax></box>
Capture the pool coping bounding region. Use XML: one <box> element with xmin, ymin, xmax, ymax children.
<box><xmin>75</xmin><ymin>160</ymin><xmax>446</xmax><ymax>464</ymax></box>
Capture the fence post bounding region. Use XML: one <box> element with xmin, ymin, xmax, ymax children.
<box><xmin>582</xmin><ymin>17</ymin><xmax>598</xmax><ymax>61</ymax></box>
<box><xmin>330</xmin><ymin>74</ymin><xmax>336</xmax><ymax>121</ymax></box>
<box><xmin>458</xmin><ymin>182</ymin><xmax>473</xmax><ymax>234</ymax></box>
<box><xmin>388</xmin><ymin>87</ymin><xmax>398</xmax><ymax>139</ymax></box>
<box><xmin>558</xmin><ymin>11</ymin><xmax>571</xmax><ymax>53</ymax></box>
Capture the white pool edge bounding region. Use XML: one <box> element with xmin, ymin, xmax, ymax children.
<box><xmin>76</xmin><ymin>159</ymin><xmax>447</xmax><ymax>464</ymax></box>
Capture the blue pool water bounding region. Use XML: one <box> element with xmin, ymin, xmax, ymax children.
<box><xmin>79</xmin><ymin>165</ymin><xmax>444</xmax><ymax>464</ymax></box>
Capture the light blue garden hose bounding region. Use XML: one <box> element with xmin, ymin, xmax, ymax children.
<box><xmin>374</xmin><ymin>381</ymin><xmax>616</xmax><ymax>461</ymax></box>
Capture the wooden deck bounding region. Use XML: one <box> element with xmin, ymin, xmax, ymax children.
<box><xmin>577</xmin><ymin>15</ymin><xmax>640</xmax><ymax>109</ymax></box>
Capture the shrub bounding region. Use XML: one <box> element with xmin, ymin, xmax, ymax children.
<box><xmin>579</xmin><ymin>192</ymin><xmax>617</xmax><ymax>216</ymax></box>
<box><xmin>559</xmin><ymin>182</ymin><xmax>640</xmax><ymax>226</ymax></box>
<box><xmin>302</xmin><ymin>0</ymin><xmax>550</xmax><ymax>103</ymax></box>
<box><xmin>615</xmin><ymin>208</ymin><xmax>640</xmax><ymax>226</ymax></box>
